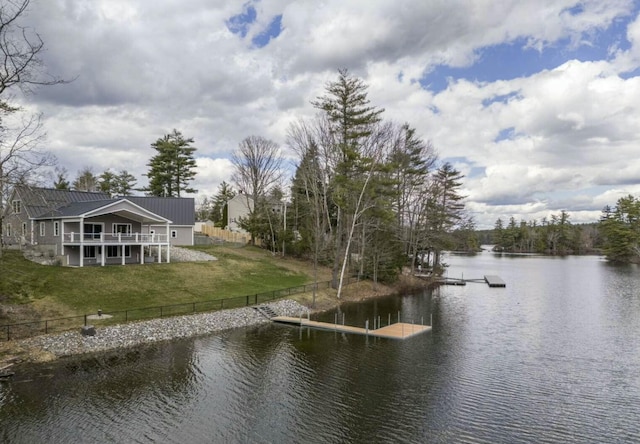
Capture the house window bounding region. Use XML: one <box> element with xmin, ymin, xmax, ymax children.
<box><xmin>5</xmin><ymin>223</ymin><xmax>11</xmax><ymax>237</ymax></box>
<box><xmin>83</xmin><ymin>246</ymin><xmax>101</xmax><ymax>258</ymax></box>
<box><xmin>107</xmin><ymin>245</ymin><xmax>131</xmax><ymax>258</ymax></box>
<box><xmin>53</xmin><ymin>221</ymin><xmax>60</xmax><ymax>237</ymax></box>
<box><xmin>112</xmin><ymin>223</ymin><xmax>132</xmax><ymax>235</ymax></box>
<box><xmin>12</xmin><ymin>200</ymin><xmax>21</xmax><ymax>214</ymax></box>
<box><xmin>84</xmin><ymin>223</ymin><xmax>103</xmax><ymax>240</ymax></box>
<box><xmin>21</xmin><ymin>222</ymin><xmax>27</xmax><ymax>236</ymax></box>
<box><xmin>39</xmin><ymin>222</ymin><xmax>45</xmax><ymax>237</ymax></box>
<box><xmin>171</xmin><ymin>230</ymin><xmax>177</xmax><ymax>239</ymax></box>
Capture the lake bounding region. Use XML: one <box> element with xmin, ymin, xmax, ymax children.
<box><xmin>1</xmin><ymin>251</ymin><xmax>639</xmax><ymax>443</ymax></box>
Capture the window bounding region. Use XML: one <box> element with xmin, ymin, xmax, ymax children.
<box><xmin>5</xmin><ymin>223</ymin><xmax>11</xmax><ymax>237</ymax></box>
<box><xmin>53</xmin><ymin>221</ymin><xmax>60</xmax><ymax>237</ymax></box>
<box><xmin>12</xmin><ymin>200</ymin><xmax>21</xmax><ymax>214</ymax></box>
<box><xmin>112</xmin><ymin>223</ymin><xmax>132</xmax><ymax>235</ymax></box>
<box><xmin>84</xmin><ymin>223</ymin><xmax>103</xmax><ymax>240</ymax></box>
<box><xmin>107</xmin><ymin>245</ymin><xmax>131</xmax><ymax>258</ymax></box>
<box><xmin>83</xmin><ymin>246</ymin><xmax>101</xmax><ymax>258</ymax></box>
<box><xmin>39</xmin><ymin>222</ymin><xmax>45</xmax><ymax>237</ymax></box>
<box><xmin>171</xmin><ymin>230</ymin><xmax>178</xmax><ymax>239</ymax></box>
<box><xmin>21</xmin><ymin>222</ymin><xmax>27</xmax><ymax>236</ymax></box>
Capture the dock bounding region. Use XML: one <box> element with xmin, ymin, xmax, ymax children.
<box><xmin>484</xmin><ymin>275</ymin><xmax>506</xmax><ymax>287</ymax></box>
<box><xmin>271</xmin><ymin>316</ymin><xmax>431</xmax><ymax>340</ymax></box>
<box><xmin>421</xmin><ymin>274</ymin><xmax>506</xmax><ymax>288</ymax></box>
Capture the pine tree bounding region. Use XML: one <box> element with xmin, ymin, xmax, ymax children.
<box><xmin>311</xmin><ymin>69</ymin><xmax>385</xmax><ymax>293</ymax></box>
<box><xmin>146</xmin><ymin>129</ymin><xmax>197</xmax><ymax>197</ymax></box>
<box><xmin>212</xmin><ymin>181</ymin><xmax>235</xmax><ymax>227</ymax></box>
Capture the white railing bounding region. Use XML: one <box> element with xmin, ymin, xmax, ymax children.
<box><xmin>63</xmin><ymin>232</ymin><xmax>169</xmax><ymax>243</ymax></box>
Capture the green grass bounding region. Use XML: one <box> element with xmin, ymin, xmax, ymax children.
<box><xmin>0</xmin><ymin>245</ymin><xmax>312</xmax><ymax>319</ymax></box>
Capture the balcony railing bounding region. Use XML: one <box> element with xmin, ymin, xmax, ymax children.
<box><xmin>63</xmin><ymin>232</ymin><xmax>169</xmax><ymax>244</ymax></box>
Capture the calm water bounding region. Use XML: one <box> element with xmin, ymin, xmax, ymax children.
<box><xmin>1</xmin><ymin>252</ymin><xmax>639</xmax><ymax>443</ymax></box>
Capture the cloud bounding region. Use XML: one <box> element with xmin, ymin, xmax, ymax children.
<box><xmin>7</xmin><ymin>0</ymin><xmax>640</xmax><ymax>229</ymax></box>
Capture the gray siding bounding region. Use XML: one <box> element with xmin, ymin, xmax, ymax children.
<box><xmin>144</xmin><ymin>224</ymin><xmax>193</xmax><ymax>246</ymax></box>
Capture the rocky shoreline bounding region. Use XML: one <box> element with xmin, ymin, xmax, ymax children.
<box><xmin>9</xmin><ymin>300</ymin><xmax>309</xmax><ymax>363</ymax></box>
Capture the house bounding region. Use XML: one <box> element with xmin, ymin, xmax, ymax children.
<box><xmin>226</xmin><ymin>193</ymin><xmax>285</xmax><ymax>233</ymax></box>
<box><xmin>2</xmin><ymin>186</ymin><xmax>195</xmax><ymax>267</ymax></box>
<box><xmin>226</xmin><ymin>193</ymin><xmax>254</xmax><ymax>232</ymax></box>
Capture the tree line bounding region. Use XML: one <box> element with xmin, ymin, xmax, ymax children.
<box><xmin>492</xmin><ymin>211</ymin><xmax>600</xmax><ymax>255</ymax></box>
<box><xmin>200</xmin><ymin>69</ymin><xmax>473</xmax><ymax>300</ymax></box>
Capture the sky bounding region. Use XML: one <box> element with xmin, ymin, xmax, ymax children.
<box><xmin>12</xmin><ymin>0</ymin><xmax>640</xmax><ymax>229</ymax></box>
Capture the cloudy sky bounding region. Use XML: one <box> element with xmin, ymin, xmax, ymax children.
<box><xmin>13</xmin><ymin>0</ymin><xmax>640</xmax><ymax>228</ymax></box>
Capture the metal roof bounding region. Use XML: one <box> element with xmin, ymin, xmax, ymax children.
<box><xmin>9</xmin><ymin>186</ymin><xmax>193</xmax><ymax>225</ymax></box>
<box><xmin>12</xmin><ymin>186</ymin><xmax>111</xmax><ymax>218</ymax></box>
<box><xmin>124</xmin><ymin>196</ymin><xmax>195</xmax><ymax>225</ymax></box>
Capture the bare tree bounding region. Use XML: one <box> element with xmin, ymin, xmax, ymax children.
<box><xmin>0</xmin><ymin>0</ymin><xmax>65</xmax><ymax>98</ymax></box>
<box><xmin>0</xmin><ymin>109</ymin><xmax>49</xmax><ymax>255</ymax></box>
<box><xmin>0</xmin><ymin>0</ymin><xmax>65</xmax><ymax>256</ymax></box>
<box><xmin>231</xmin><ymin>135</ymin><xmax>283</xmax><ymax>245</ymax></box>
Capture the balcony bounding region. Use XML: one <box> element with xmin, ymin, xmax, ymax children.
<box><xmin>63</xmin><ymin>232</ymin><xmax>169</xmax><ymax>244</ymax></box>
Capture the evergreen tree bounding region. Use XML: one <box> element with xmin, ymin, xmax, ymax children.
<box><xmin>116</xmin><ymin>170</ymin><xmax>136</xmax><ymax>195</ymax></box>
<box><xmin>146</xmin><ymin>129</ymin><xmax>197</xmax><ymax>197</ymax></box>
<box><xmin>599</xmin><ymin>195</ymin><xmax>640</xmax><ymax>262</ymax></box>
<box><xmin>212</xmin><ymin>181</ymin><xmax>235</xmax><ymax>227</ymax></box>
<box><xmin>53</xmin><ymin>167</ymin><xmax>70</xmax><ymax>190</ymax></box>
<box><xmin>99</xmin><ymin>170</ymin><xmax>117</xmax><ymax>196</ymax></box>
<box><xmin>311</xmin><ymin>69</ymin><xmax>386</xmax><ymax>293</ymax></box>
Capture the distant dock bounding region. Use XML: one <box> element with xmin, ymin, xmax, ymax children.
<box><xmin>272</xmin><ymin>316</ymin><xmax>431</xmax><ymax>340</ymax></box>
<box><xmin>484</xmin><ymin>275</ymin><xmax>506</xmax><ymax>287</ymax></box>
<box><xmin>421</xmin><ymin>274</ymin><xmax>506</xmax><ymax>288</ymax></box>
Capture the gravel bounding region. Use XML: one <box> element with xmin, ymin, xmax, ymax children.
<box><xmin>21</xmin><ymin>300</ymin><xmax>309</xmax><ymax>359</ymax></box>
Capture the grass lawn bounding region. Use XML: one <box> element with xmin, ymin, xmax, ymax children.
<box><xmin>0</xmin><ymin>245</ymin><xmax>323</xmax><ymax>320</ymax></box>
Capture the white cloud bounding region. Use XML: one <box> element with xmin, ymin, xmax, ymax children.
<box><xmin>6</xmin><ymin>0</ymin><xmax>639</xmax><ymax>228</ymax></box>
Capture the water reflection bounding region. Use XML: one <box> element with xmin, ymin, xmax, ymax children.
<box><xmin>2</xmin><ymin>253</ymin><xmax>640</xmax><ymax>443</ymax></box>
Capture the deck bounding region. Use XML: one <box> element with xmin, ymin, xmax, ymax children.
<box><xmin>484</xmin><ymin>275</ymin><xmax>506</xmax><ymax>287</ymax></box>
<box><xmin>272</xmin><ymin>316</ymin><xmax>431</xmax><ymax>339</ymax></box>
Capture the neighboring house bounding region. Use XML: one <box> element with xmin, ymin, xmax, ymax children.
<box><xmin>2</xmin><ymin>186</ymin><xmax>195</xmax><ymax>267</ymax></box>
<box><xmin>226</xmin><ymin>193</ymin><xmax>254</xmax><ymax>232</ymax></box>
<box><xmin>225</xmin><ymin>193</ymin><xmax>285</xmax><ymax>233</ymax></box>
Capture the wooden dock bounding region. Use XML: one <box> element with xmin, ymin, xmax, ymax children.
<box><xmin>271</xmin><ymin>316</ymin><xmax>431</xmax><ymax>340</ymax></box>
<box><xmin>484</xmin><ymin>275</ymin><xmax>506</xmax><ymax>287</ymax></box>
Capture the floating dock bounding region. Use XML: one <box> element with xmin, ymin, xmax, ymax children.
<box><xmin>271</xmin><ymin>316</ymin><xmax>431</xmax><ymax>340</ymax></box>
<box><xmin>484</xmin><ymin>275</ymin><xmax>506</xmax><ymax>287</ymax></box>
<box><xmin>425</xmin><ymin>274</ymin><xmax>506</xmax><ymax>288</ymax></box>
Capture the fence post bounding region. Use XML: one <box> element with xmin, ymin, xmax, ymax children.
<box><xmin>84</xmin><ymin>314</ymin><xmax>87</xmax><ymax>326</ymax></box>
<box><xmin>7</xmin><ymin>325</ymin><xmax>10</xmax><ymax>341</ymax></box>
<box><xmin>45</xmin><ymin>320</ymin><xmax>48</xmax><ymax>335</ymax></box>
<box><xmin>246</xmin><ymin>295</ymin><xmax>249</xmax><ymax>306</ymax></box>
<box><xmin>160</xmin><ymin>306</ymin><xmax>163</xmax><ymax>318</ymax></box>
<box><xmin>193</xmin><ymin>302</ymin><xmax>196</xmax><ymax>313</ymax></box>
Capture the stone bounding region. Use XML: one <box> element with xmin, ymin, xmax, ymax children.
<box><xmin>81</xmin><ymin>325</ymin><xmax>96</xmax><ymax>336</ymax></box>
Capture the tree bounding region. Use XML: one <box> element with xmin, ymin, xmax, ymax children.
<box><xmin>146</xmin><ymin>129</ymin><xmax>197</xmax><ymax>197</ymax></box>
<box><xmin>52</xmin><ymin>167</ymin><xmax>70</xmax><ymax>190</ymax></box>
<box><xmin>427</xmin><ymin>162</ymin><xmax>466</xmax><ymax>268</ymax></box>
<box><xmin>231</xmin><ymin>135</ymin><xmax>283</xmax><ymax>245</ymax></box>
<box><xmin>72</xmin><ymin>167</ymin><xmax>98</xmax><ymax>192</ymax></box>
<box><xmin>98</xmin><ymin>170</ymin><xmax>116</xmax><ymax>195</ymax></box>
<box><xmin>599</xmin><ymin>195</ymin><xmax>640</xmax><ymax>262</ymax></box>
<box><xmin>212</xmin><ymin>181</ymin><xmax>235</xmax><ymax>227</ymax></box>
<box><xmin>311</xmin><ymin>69</ymin><xmax>385</xmax><ymax>295</ymax></box>
<box><xmin>115</xmin><ymin>170</ymin><xmax>136</xmax><ymax>195</ymax></box>
<box><xmin>0</xmin><ymin>0</ymin><xmax>63</xmax><ymax>256</ymax></box>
